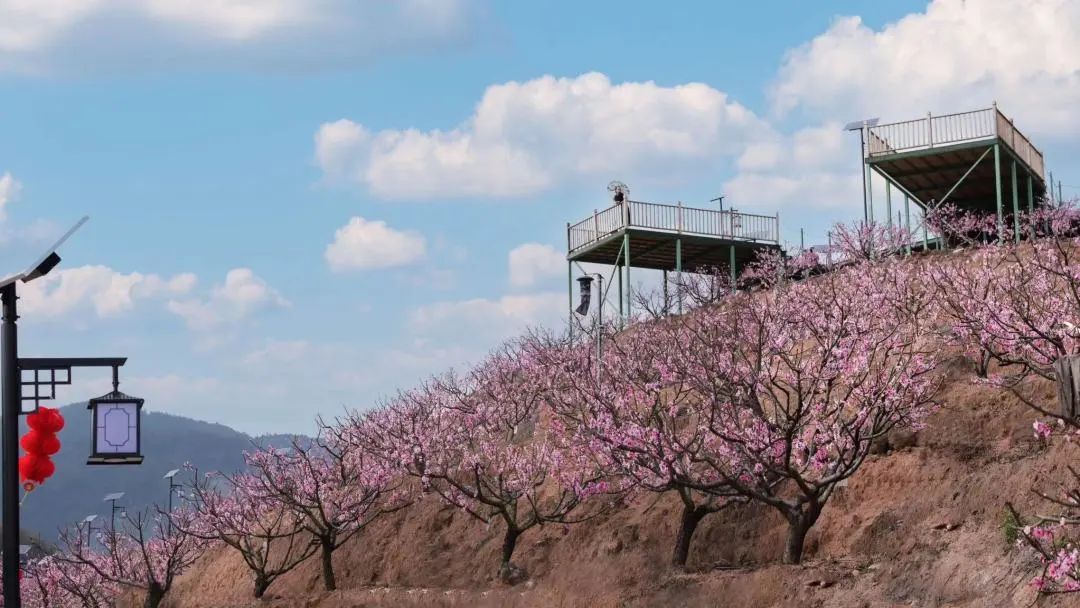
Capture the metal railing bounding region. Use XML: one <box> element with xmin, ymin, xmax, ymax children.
<box><xmin>568</xmin><ymin>200</ymin><xmax>780</xmax><ymax>254</ymax></box>
<box><xmin>866</xmin><ymin>106</ymin><xmax>1045</xmax><ymax>179</ymax></box>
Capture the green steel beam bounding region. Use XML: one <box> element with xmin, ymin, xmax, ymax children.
<box><xmin>936</xmin><ymin>145</ymin><xmax>994</xmax><ymax>208</ymax></box>
<box><xmin>868</xmin><ymin>165</ymin><xmax>929</xmax><ymax>210</ymax></box>
<box><xmin>866</xmin><ymin>138</ymin><xmax>1013</xmax><ymax>165</ymax></box>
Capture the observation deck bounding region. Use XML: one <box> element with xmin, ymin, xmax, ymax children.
<box><xmin>865</xmin><ymin>105</ymin><xmax>1047</xmax><ymax>215</ymax></box>
<box><xmin>566</xmin><ymin>200</ymin><xmax>781</xmax><ymax>273</ymax></box>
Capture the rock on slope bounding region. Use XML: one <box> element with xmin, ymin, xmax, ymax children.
<box><xmin>162</xmin><ymin>357</ymin><xmax>1077</xmax><ymax>608</ymax></box>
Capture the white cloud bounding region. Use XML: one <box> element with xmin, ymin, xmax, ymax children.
<box><xmin>0</xmin><ymin>0</ymin><xmax>479</xmax><ymax>74</ymax></box>
<box><xmin>0</xmin><ymin>172</ymin><xmax>21</xmax><ymax>221</ymax></box>
<box><xmin>508</xmin><ymin>243</ymin><xmax>564</xmax><ymax>288</ymax></box>
<box><xmin>723</xmin><ymin>122</ymin><xmax>862</xmax><ymax>213</ymax></box>
<box><xmin>409</xmin><ymin>292</ymin><xmax>565</xmax><ymax>342</ymax></box>
<box><xmin>771</xmin><ymin>0</ymin><xmax>1080</xmax><ymax>137</ymax></box>
<box><xmin>325</xmin><ymin>216</ymin><xmax>426</xmax><ymax>272</ymax></box>
<box><xmin>315</xmin><ymin>72</ymin><xmax>769</xmax><ymax>200</ymax></box>
<box><xmin>18</xmin><ymin>265</ymin><xmax>196</xmax><ymax>318</ymax></box>
<box><xmin>168</xmin><ymin>268</ymin><xmax>288</xmax><ymax>331</ymax></box>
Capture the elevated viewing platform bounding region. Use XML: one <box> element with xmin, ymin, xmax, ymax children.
<box><xmin>567</xmin><ymin>200</ymin><xmax>781</xmax><ymax>272</ymax></box>
<box><xmin>865</xmin><ymin>105</ymin><xmax>1047</xmax><ymax>215</ymax></box>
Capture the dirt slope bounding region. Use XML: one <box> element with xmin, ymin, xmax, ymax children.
<box><xmin>162</xmin><ymin>357</ymin><xmax>1077</xmax><ymax>608</ymax></box>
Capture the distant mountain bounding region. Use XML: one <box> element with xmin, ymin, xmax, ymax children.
<box><xmin>18</xmin><ymin>403</ymin><xmax>304</xmax><ymax>541</ymax></box>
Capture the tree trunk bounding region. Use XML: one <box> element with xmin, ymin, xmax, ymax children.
<box><xmin>498</xmin><ymin>527</ymin><xmax>520</xmax><ymax>582</ymax></box>
<box><xmin>320</xmin><ymin>536</ymin><xmax>337</xmax><ymax>591</ymax></box>
<box><xmin>143</xmin><ymin>583</ymin><xmax>165</xmax><ymax>608</ymax></box>
<box><xmin>783</xmin><ymin>507</ymin><xmax>821</xmax><ymax>565</ymax></box>
<box><xmin>253</xmin><ymin>574</ymin><xmax>270</xmax><ymax>599</ymax></box>
<box><xmin>671</xmin><ymin>504</ymin><xmax>706</xmax><ymax>568</ymax></box>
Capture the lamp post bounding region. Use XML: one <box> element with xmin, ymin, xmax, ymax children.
<box><xmin>574</xmin><ymin>274</ymin><xmax>604</xmax><ymax>381</ymax></box>
<box><xmin>104</xmin><ymin>492</ymin><xmax>125</xmax><ymax>535</ymax></box>
<box><xmin>81</xmin><ymin>515</ymin><xmax>99</xmax><ymax>549</ymax></box>
<box><xmin>844</xmin><ymin>118</ymin><xmax>880</xmax><ymax>224</ymax></box>
<box><xmin>164</xmin><ymin>469</ymin><xmax>181</xmax><ymax>535</ymax></box>
<box><xmin>0</xmin><ymin>218</ymin><xmax>144</xmax><ymax>607</ymax></box>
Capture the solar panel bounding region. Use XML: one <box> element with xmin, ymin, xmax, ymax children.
<box><xmin>103</xmin><ymin>492</ymin><xmax>125</xmax><ymax>502</ymax></box>
<box><xmin>844</xmin><ymin>118</ymin><xmax>881</xmax><ymax>131</ymax></box>
<box><xmin>0</xmin><ymin>216</ymin><xmax>89</xmax><ymax>289</ymax></box>
<box><xmin>164</xmin><ymin>469</ymin><xmax>180</xmax><ymax>479</ymax></box>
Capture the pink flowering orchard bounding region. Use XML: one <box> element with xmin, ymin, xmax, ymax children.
<box><xmin>346</xmin><ymin>339</ymin><xmax>605</xmax><ymax>581</ymax></box>
<box><xmin>539</xmin><ymin>323</ymin><xmax>744</xmax><ymax>569</ymax></box>
<box><xmin>174</xmin><ymin>467</ymin><xmax>315</xmax><ymax>599</ymax></box>
<box><xmin>244</xmin><ymin>432</ymin><xmax>408</xmax><ymax>591</ymax></box>
<box><xmin>685</xmin><ymin>258</ymin><xmax>940</xmax><ymax>564</ymax></box>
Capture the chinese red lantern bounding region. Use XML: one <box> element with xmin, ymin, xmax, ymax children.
<box><xmin>19</xmin><ymin>407</ymin><xmax>63</xmax><ymax>491</ymax></box>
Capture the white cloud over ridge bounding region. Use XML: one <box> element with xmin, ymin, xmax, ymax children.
<box><xmin>723</xmin><ymin>122</ymin><xmax>862</xmax><ymax>213</ymax></box>
<box><xmin>0</xmin><ymin>0</ymin><xmax>479</xmax><ymax>73</ymax></box>
<box><xmin>409</xmin><ymin>292</ymin><xmax>565</xmax><ymax>342</ymax></box>
<box><xmin>0</xmin><ymin>172</ymin><xmax>20</xmax><ymax>221</ymax></box>
<box><xmin>19</xmin><ymin>265</ymin><xmax>196</xmax><ymax>318</ymax></box>
<box><xmin>168</xmin><ymin>267</ymin><xmax>288</xmax><ymax>331</ymax></box>
<box><xmin>325</xmin><ymin>216</ymin><xmax>426</xmax><ymax>272</ymax></box>
<box><xmin>508</xmin><ymin>243</ymin><xmax>563</xmax><ymax>288</ymax></box>
<box><xmin>316</xmin><ymin>72</ymin><xmax>768</xmax><ymax>200</ymax></box>
<box><xmin>771</xmin><ymin>0</ymin><xmax>1080</xmax><ymax>137</ymax></box>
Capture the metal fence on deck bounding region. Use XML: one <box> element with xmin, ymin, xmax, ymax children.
<box><xmin>866</xmin><ymin>106</ymin><xmax>1044</xmax><ymax>179</ymax></box>
<box><xmin>568</xmin><ymin>201</ymin><xmax>780</xmax><ymax>254</ymax></box>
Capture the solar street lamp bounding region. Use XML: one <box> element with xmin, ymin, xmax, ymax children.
<box><xmin>81</xmin><ymin>514</ymin><xmax>99</xmax><ymax>548</ymax></box>
<box><xmin>574</xmin><ymin>273</ymin><xmax>605</xmax><ymax>381</ymax></box>
<box><xmin>1</xmin><ymin>217</ymin><xmax>143</xmax><ymax>607</ymax></box>
<box><xmin>104</xmin><ymin>492</ymin><xmax>126</xmax><ymax>534</ymax></box>
<box><xmin>845</xmin><ymin>118</ymin><xmax>881</xmax><ymax>223</ymax></box>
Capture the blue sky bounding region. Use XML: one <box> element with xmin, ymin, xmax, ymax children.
<box><xmin>0</xmin><ymin>0</ymin><xmax>1076</xmax><ymax>434</ymax></box>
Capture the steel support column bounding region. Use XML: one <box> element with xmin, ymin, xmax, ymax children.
<box><xmin>885</xmin><ymin>181</ymin><xmax>893</xmax><ymax>227</ymax></box>
<box><xmin>904</xmin><ymin>195</ymin><xmax>912</xmax><ymax>255</ymax></box>
<box><xmin>729</xmin><ymin>245</ymin><xmax>736</xmax><ymax>292</ymax></box>
<box><xmin>624</xmin><ymin>233</ymin><xmax>631</xmax><ymax>325</ymax></box>
<box><xmin>1011</xmin><ymin>160</ymin><xmax>1020</xmax><ymax>243</ymax></box>
<box><xmin>567</xmin><ymin>261</ymin><xmax>574</xmax><ymax>339</ymax></box>
<box><xmin>675</xmin><ymin>238</ymin><xmax>683</xmax><ymax>315</ymax></box>
<box><xmin>994</xmin><ymin>143</ymin><xmax>1003</xmax><ymax>237</ymax></box>
<box><xmin>2</xmin><ymin>284</ymin><xmax>19</xmax><ymax>608</ymax></box>
<box><xmin>1027</xmin><ymin>175</ymin><xmax>1034</xmax><ymax>213</ymax></box>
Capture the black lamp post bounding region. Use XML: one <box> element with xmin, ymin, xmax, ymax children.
<box><xmin>0</xmin><ymin>218</ymin><xmax>144</xmax><ymax>607</ymax></box>
<box><xmin>164</xmin><ymin>469</ymin><xmax>180</xmax><ymax>534</ymax></box>
<box><xmin>81</xmin><ymin>515</ymin><xmax>99</xmax><ymax>549</ymax></box>
<box><xmin>104</xmin><ymin>492</ymin><xmax>125</xmax><ymax>534</ymax></box>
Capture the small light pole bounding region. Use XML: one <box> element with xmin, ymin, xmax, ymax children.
<box><xmin>575</xmin><ymin>274</ymin><xmax>604</xmax><ymax>381</ymax></box>
<box><xmin>104</xmin><ymin>492</ymin><xmax>125</xmax><ymax>535</ymax></box>
<box><xmin>164</xmin><ymin>469</ymin><xmax>181</xmax><ymax>534</ymax></box>
<box><xmin>81</xmin><ymin>515</ymin><xmax>99</xmax><ymax>549</ymax></box>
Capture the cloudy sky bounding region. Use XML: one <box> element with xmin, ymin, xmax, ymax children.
<box><xmin>1</xmin><ymin>0</ymin><xmax>1077</xmax><ymax>434</ymax></box>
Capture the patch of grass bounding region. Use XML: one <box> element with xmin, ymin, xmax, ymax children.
<box><xmin>1001</xmin><ymin>507</ymin><xmax>1022</xmax><ymax>547</ymax></box>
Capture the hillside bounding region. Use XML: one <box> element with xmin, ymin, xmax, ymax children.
<box><xmin>160</xmin><ymin>356</ymin><xmax>1075</xmax><ymax>608</ymax></box>
<box><xmin>20</xmin><ymin>404</ymin><xmax>302</xmax><ymax>541</ymax></box>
